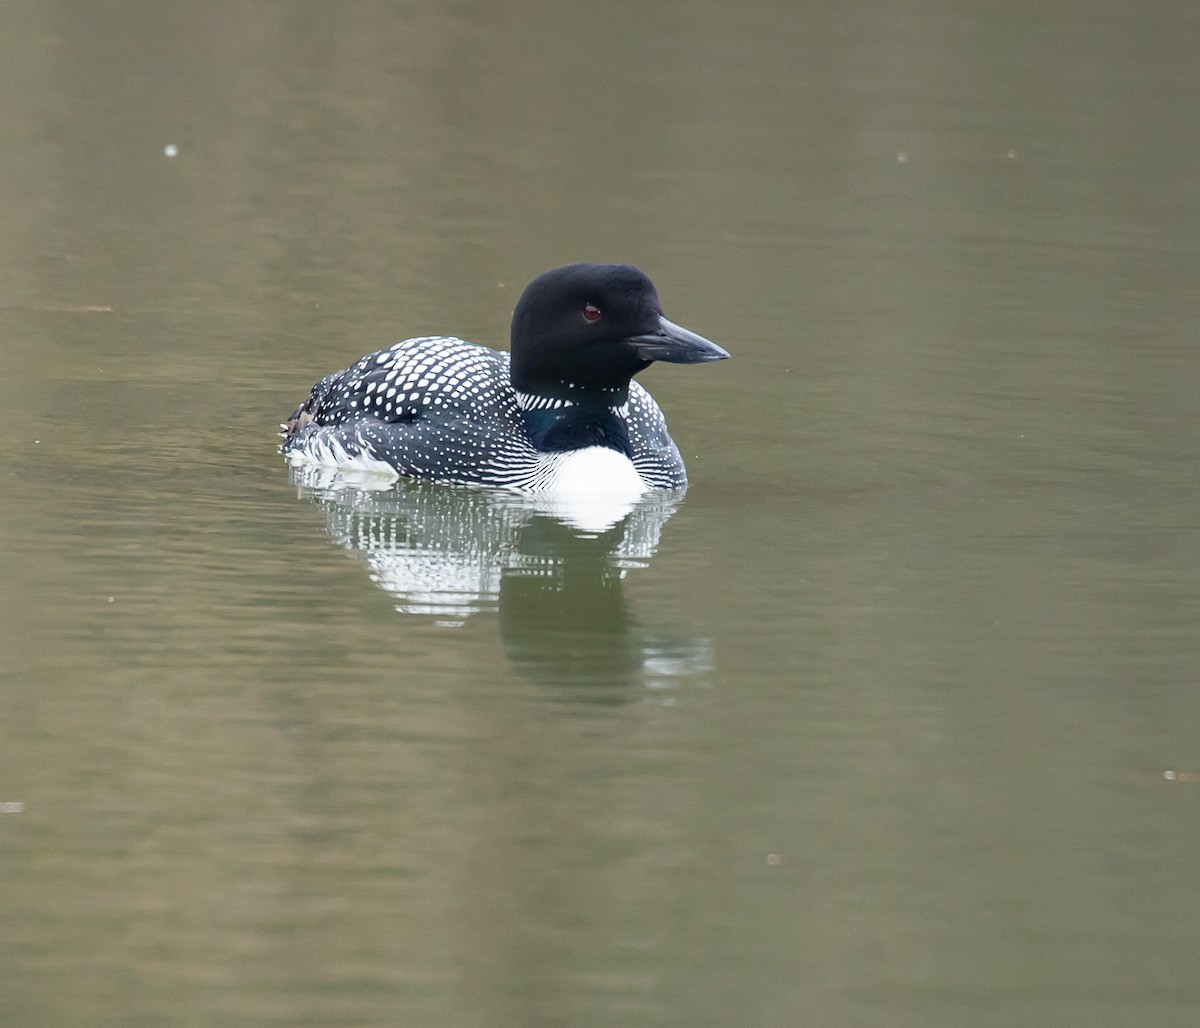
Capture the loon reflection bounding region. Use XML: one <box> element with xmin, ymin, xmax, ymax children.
<box><xmin>289</xmin><ymin>466</ymin><xmax>714</xmax><ymax>698</ymax></box>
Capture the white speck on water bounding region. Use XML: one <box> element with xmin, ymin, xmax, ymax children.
<box><xmin>0</xmin><ymin>801</ymin><xmax>24</xmax><ymax>813</ymax></box>
<box><xmin>896</xmin><ymin>151</ymin><xmax>909</xmax><ymax>163</ymax></box>
<box><xmin>163</xmin><ymin>144</ymin><xmax>178</xmax><ymax>157</ymax></box>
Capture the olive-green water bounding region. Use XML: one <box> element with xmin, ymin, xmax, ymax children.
<box><xmin>4</xmin><ymin>2</ymin><xmax>1200</xmax><ymax>1025</ymax></box>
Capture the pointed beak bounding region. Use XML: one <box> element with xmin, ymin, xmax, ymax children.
<box><xmin>626</xmin><ymin>316</ymin><xmax>729</xmax><ymax>364</ymax></box>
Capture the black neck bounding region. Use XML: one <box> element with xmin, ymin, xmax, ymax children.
<box><xmin>521</xmin><ymin>403</ymin><xmax>632</xmax><ymax>456</ymax></box>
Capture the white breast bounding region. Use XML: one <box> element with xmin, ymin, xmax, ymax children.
<box><xmin>524</xmin><ymin>447</ymin><xmax>649</xmax><ymax>532</ymax></box>
<box><xmin>536</xmin><ymin>446</ymin><xmax>649</xmax><ymax>496</ymax></box>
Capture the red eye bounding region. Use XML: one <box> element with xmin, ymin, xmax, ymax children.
<box><xmin>582</xmin><ymin>303</ymin><xmax>602</xmax><ymax>323</ymax></box>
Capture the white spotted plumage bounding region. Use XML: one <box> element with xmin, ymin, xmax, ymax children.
<box><xmin>282</xmin><ymin>336</ymin><xmax>687</xmax><ymax>492</ymax></box>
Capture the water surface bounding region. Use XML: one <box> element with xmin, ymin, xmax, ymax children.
<box><xmin>3</xmin><ymin>1</ymin><xmax>1200</xmax><ymax>1025</ymax></box>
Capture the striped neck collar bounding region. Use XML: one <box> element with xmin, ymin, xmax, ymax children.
<box><xmin>515</xmin><ymin>386</ymin><xmax>629</xmax><ymax>415</ymax></box>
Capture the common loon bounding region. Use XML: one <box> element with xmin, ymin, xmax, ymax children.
<box><xmin>280</xmin><ymin>263</ymin><xmax>728</xmax><ymax>492</ymax></box>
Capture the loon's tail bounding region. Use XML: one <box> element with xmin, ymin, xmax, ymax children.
<box><xmin>280</xmin><ymin>371</ymin><xmax>341</xmax><ymax>439</ymax></box>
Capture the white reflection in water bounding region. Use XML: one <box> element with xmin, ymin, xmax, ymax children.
<box><xmin>289</xmin><ymin>466</ymin><xmax>715</xmax><ymax>699</ymax></box>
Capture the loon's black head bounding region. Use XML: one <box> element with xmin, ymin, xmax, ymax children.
<box><xmin>508</xmin><ymin>263</ymin><xmax>728</xmax><ymax>402</ymax></box>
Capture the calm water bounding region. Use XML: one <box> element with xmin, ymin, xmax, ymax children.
<box><xmin>4</xmin><ymin>1</ymin><xmax>1200</xmax><ymax>1025</ymax></box>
